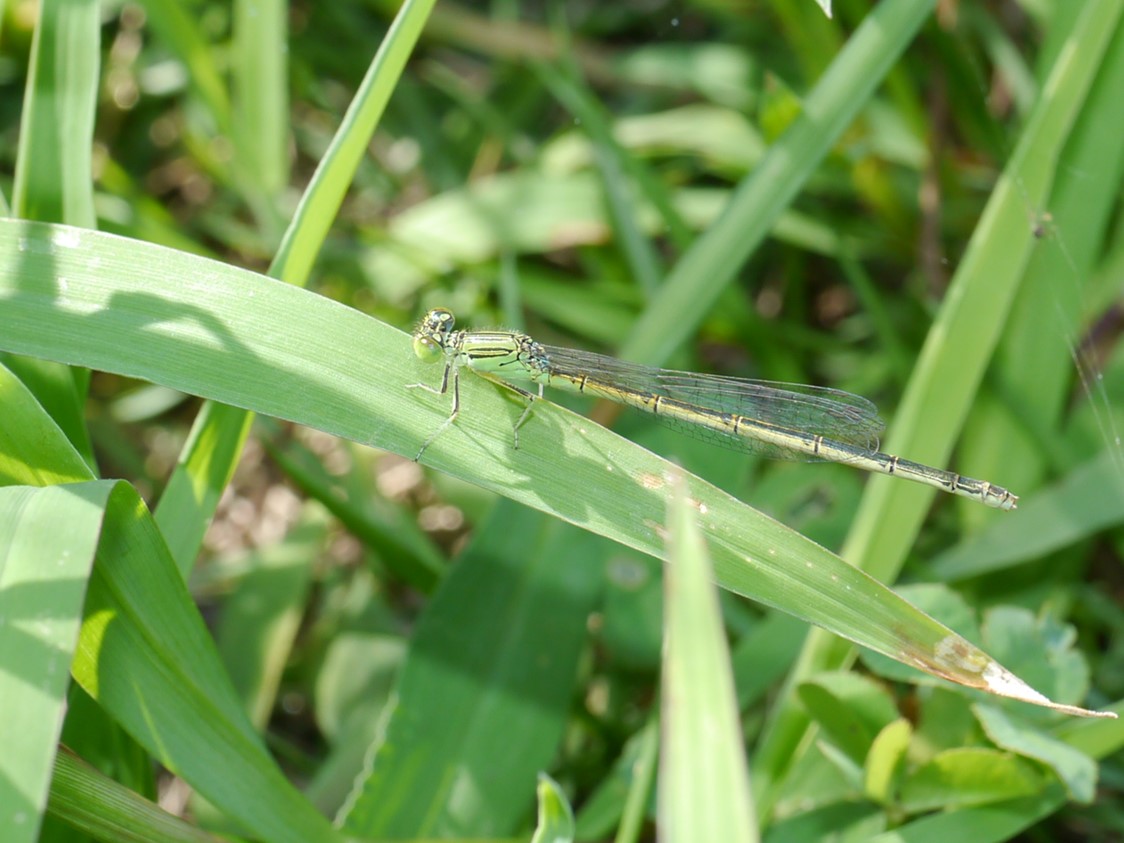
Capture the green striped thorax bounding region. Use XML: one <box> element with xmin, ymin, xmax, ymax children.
<box><xmin>412</xmin><ymin>308</ymin><xmax>551</xmax><ymax>385</ymax></box>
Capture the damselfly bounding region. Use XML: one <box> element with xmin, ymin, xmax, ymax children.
<box><xmin>408</xmin><ymin>308</ymin><xmax>1017</xmax><ymax>510</ymax></box>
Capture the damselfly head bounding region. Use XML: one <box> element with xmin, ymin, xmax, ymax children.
<box><xmin>413</xmin><ymin>308</ymin><xmax>457</xmax><ymax>363</ymax></box>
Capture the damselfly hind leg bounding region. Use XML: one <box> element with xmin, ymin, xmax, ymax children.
<box><xmin>509</xmin><ymin>383</ymin><xmax>544</xmax><ymax>449</ymax></box>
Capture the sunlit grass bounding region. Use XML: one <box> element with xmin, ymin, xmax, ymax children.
<box><xmin>1</xmin><ymin>2</ymin><xmax>1122</xmax><ymax>842</ymax></box>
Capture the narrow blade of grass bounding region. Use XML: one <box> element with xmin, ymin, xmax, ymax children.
<box><xmin>0</xmin><ymin>219</ymin><xmax>1107</xmax><ymax>722</ymax></box>
<box><xmin>660</xmin><ymin>472</ymin><xmax>758</xmax><ymax>842</ymax></box>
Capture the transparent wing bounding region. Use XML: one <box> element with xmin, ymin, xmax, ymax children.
<box><xmin>540</xmin><ymin>344</ymin><xmax>884</xmax><ymax>462</ymax></box>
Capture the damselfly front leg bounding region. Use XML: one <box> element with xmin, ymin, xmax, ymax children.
<box><xmin>409</xmin><ymin>357</ymin><xmax>469</xmax><ymax>461</ymax></box>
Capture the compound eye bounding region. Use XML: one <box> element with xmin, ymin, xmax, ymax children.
<box><xmin>413</xmin><ymin>335</ymin><xmax>443</xmax><ymax>364</ymax></box>
<box><xmin>429</xmin><ymin>308</ymin><xmax>455</xmax><ymax>332</ymax></box>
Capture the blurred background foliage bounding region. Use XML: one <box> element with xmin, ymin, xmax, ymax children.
<box><xmin>2</xmin><ymin>0</ymin><xmax>1123</xmax><ymax>840</ymax></box>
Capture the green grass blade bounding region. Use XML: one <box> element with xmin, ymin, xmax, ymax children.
<box><xmin>753</xmin><ymin>0</ymin><xmax>1124</xmax><ymax>813</ymax></box>
<box><xmin>157</xmin><ymin>0</ymin><xmax>437</xmax><ymax>571</ymax></box>
<box><xmin>339</xmin><ymin>501</ymin><xmax>602</xmax><ymax>836</ymax></box>
<box><xmin>75</xmin><ymin>481</ymin><xmax>346</xmax><ymax>843</ymax></box>
<box><xmin>0</xmin><ymin>219</ymin><xmax>1100</xmax><ymax>721</ymax></box>
<box><xmin>962</xmin><ymin>7</ymin><xmax>1124</xmax><ymax>496</ymax></box>
<box><xmin>0</xmin><ymin>362</ymin><xmax>91</xmax><ymax>485</ymax></box>
<box><xmin>233</xmin><ymin>0</ymin><xmax>289</xmax><ymax>199</ymax></box>
<box><xmin>272</xmin><ymin>0</ymin><xmax>437</xmax><ymax>287</ymax></box>
<box><xmin>12</xmin><ymin>0</ymin><xmax>97</xmax><ymax>227</ymax></box>
<box><xmin>660</xmin><ymin>474</ymin><xmax>758</xmax><ymax>842</ymax></box>
<box><xmin>9</xmin><ymin>0</ymin><xmax>99</xmax><ymax>467</ymax></box>
<box><xmin>136</xmin><ymin>0</ymin><xmax>232</xmax><ymax>135</ymax></box>
<box><xmin>531</xmin><ymin>773</ymin><xmax>576</xmax><ymax>843</ymax></box>
<box><xmin>846</xmin><ymin>0</ymin><xmax>1124</xmax><ymax>569</ymax></box>
<box><xmin>867</xmin><ymin>786</ymin><xmax>1067</xmax><ymax>843</ymax></box>
<box><xmin>926</xmin><ymin>448</ymin><xmax>1124</xmax><ymax>582</ymax></box>
<box><xmin>614</xmin><ymin>716</ymin><xmax>659</xmax><ymax>843</ymax></box>
<box><xmin>47</xmin><ymin>747</ymin><xmax>225</xmax><ymax>843</ymax></box>
<box><xmin>619</xmin><ymin>0</ymin><xmax>936</xmax><ymax>366</ymax></box>
<box><xmin>156</xmin><ymin>402</ymin><xmax>254</xmax><ymax>575</ymax></box>
<box><xmin>535</xmin><ymin>61</ymin><xmax>665</xmax><ymax>295</ymax></box>
<box><xmin>213</xmin><ymin>513</ymin><xmax>322</xmax><ymax>729</ymax></box>
<box><xmin>0</xmin><ymin>485</ymin><xmax>102</xmax><ymax>843</ymax></box>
